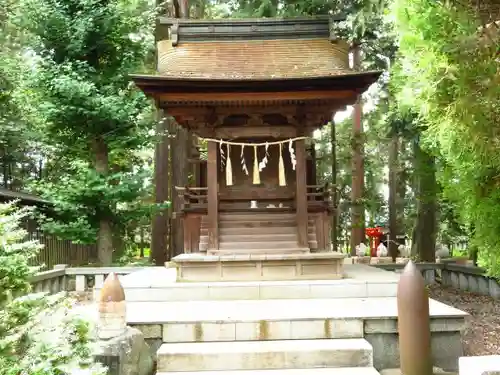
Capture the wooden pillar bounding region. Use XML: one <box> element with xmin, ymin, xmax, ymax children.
<box><xmin>295</xmin><ymin>139</ymin><xmax>308</xmax><ymax>248</ymax></box>
<box><xmin>310</xmin><ymin>143</ymin><xmax>317</xmax><ymax>186</ymax></box>
<box><xmin>207</xmin><ymin>141</ymin><xmax>219</xmax><ymax>250</ymax></box>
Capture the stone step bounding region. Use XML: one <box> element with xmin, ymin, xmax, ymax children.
<box><xmin>161</xmin><ymin>315</ymin><xmax>363</xmax><ymax>343</ymax></box>
<box><xmin>110</xmin><ymin>266</ymin><xmax>400</xmax><ymax>302</ymax></box>
<box><xmin>156</xmin><ymin>338</ymin><xmax>373</xmax><ymax>372</ymax></box>
<box><xmin>157</xmin><ymin>368</ymin><xmax>381</xmax><ymax>375</ymax></box>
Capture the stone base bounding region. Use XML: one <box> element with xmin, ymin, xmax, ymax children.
<box><xmin>380</xmin><ymin>368</ymin><xmax>457</xmax><ymax>375</ymax></box>
<box><xmin>172</xmin><ymin>252</ymin><xmax>346</xmax><ymax>282</ymax></box>
<box><xmin>110</xmin><ymin>297</ymin><xmax>466</xmax><ymax>372</ymax></box>
<box><xmin>95</xmin><ymin>326</ymin><xmax>153</xmax><ymax>375</ymax></box>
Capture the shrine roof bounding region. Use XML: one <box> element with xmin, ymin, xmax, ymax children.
<box><xmin>150</xmin><ymin>16</ymin><xmax>379</xmax><ymax>82</ymax></box>
<box><xmin>157</xmin><ymin>38</ymin><xmax>355</xmax><ymax>80</ymax></box>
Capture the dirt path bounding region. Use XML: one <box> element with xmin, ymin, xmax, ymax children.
<box><xmin>428</xmin><ymin>284</ymin><xmax>500</xmax><ymax>355</ymax></box>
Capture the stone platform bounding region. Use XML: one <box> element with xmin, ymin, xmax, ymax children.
<box><xmin>172</xmin><ymin>252</ymin><xmax>346</xmax><ymax>282</ymax></box>
<box><xmin>88</xmin><ymin>265</ymin><xmax>468</xmax><ymax>373</ymax></box>
<box><xmin>80</xmin><ymin>295</ymin><xmax>466</xmax><ymax>372</ymax></box>
<box><xmin>95</xmin><ymin>264</ymin><xmax>400</xmax><ymax>302</ymax></box>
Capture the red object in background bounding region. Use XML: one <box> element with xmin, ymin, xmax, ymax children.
<box><xmin>365</xmin><ymin>227</ymin><xmax>384</xmax><ymax>257</ymax></box>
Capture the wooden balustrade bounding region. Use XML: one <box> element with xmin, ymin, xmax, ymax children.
<box><xmin>306</xmin><ymin>183</ymin><xmax>332</xmax><ymax>209</ymax></box>
<box><xmin>175</xmin><ymin>186</ymin><xmax>208</xmax><ymax>210</ymax></box>
<box><xmin>175</xmin><ymin>184</ymin><xmax>335</xmax><ymax>214</ymax></box>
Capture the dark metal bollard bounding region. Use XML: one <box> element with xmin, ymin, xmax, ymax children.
<box><xmin>397</xmin><ymin>260</ymin><xmax>433</xmax><ymax>375</ymax></box>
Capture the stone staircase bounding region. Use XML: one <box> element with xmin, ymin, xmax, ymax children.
<box><xmin>199</xmin><ymin>212</ymin><xmax>318</xmax><ymax>254</ymax></box>
<box><xmin>156</xmin><ymin>339</ymin><xmax>378</xmax><ymax>374</ymax></box>
<box><xmin>91</xmin><ymin>266</ymin><xmax>467</xmax><ymax>374</ymax></box>
<box><xmin>147</xmin><ymin>268</ymin><xmax>385</xmax><ymax>375</ymax></box>
<box><xmin>155</xmin><ymin>299</ymin><xmax>380</xmax><ymax>375</ymax></box>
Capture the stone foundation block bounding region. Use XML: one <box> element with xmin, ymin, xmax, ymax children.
<box><xmin>95</xmin><ymin>326</ymin><xmax>154</xmax><ymax>375</ymax></box>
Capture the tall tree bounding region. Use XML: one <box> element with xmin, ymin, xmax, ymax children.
<box><xmin>411</xmin><ymin>135</ymin><xmax>437</xmax><ymax>262</ymax></box>
<box><xmin>391</xmin><ymin>0</ymin><xmax>500</xmax><ymax>273</ymax></box>
<box><xmin>330</xmin><ymin>118</ymin><xmax>338</xmax><ymax>251</ymax></box>
<box><xmin>350</xmin><ymin>45</ymin><xmax>365</xmax><ymax>253</ymax></box>
<box><xmin>151</xmin><ymin>0</ymin><xmax>172</xmax><ymax>266</ymax></box>
<box><xmin>10</xmin><ymin>0</ymin><xmax>158</xmax><ymax>265</ymax></box>
<box><xmin>387</xmin><ymin>132</ymin><xmax>399</xmax><ymax>259</ymax></box>
<box><xmin>168</xmin><ymin>0</ymin><xmax>191</xmax><ymax>257</ymax></box>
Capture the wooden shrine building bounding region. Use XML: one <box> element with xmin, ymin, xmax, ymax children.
<box><xmin>132</xmin><ymin>16</ymin><xmax>381</xmax><ymax>282</ymax></box>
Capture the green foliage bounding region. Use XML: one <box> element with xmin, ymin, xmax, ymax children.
<box><xmin>391</xmin><ymin>0</ymin><xmax>500</xmax><ymax>273</ymax></box>
<box><xmin>0</xmin><ymin>202</ymin><xmax>103</xmax><ymax>375</ymax></box>
<box><xmin>10</xmin><ymin>0</ymin><xmax>157</xmax><ymax>156</ymax></box>
<box><xmin>0</xmin><ymin>201</ymin><xmax>42</xmax><ymax>306</ymax></box>
<box><xmin>0</xmin><ymin>293</ymin><xmax>106</xmax><ymax>375</ymax></box>
<box><xmin>31</xmin><ymin>160</ymin><xmax>169</xmax><ymax>243</ymax></box>
<box><xmin>4</xmin><ymin>0</ymin><xmax>161</xmax><ymax>260</ymax></box>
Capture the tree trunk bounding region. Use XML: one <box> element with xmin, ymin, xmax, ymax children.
<box><xmin>412</xmin><ymin>139</ymin><xmax>438</xmax><ymax>262</ymax></box>
<box><xmin>169</xmin><ymin>0</ymin><xmax>190</xmax><ymax>257</ymax></box>
<box><xmin>150</xmin><ymin>0</ymin><xmax>172</xmax><ymax>266</ymax></box>
<box><xmin>92</xmin><ymin>137</ymin><xmax>113</xmax><ymax>266</ymax></box>
<box><xmin>139</xmin><ymin>225</ymin><xmax>145</xmax><ymax>258</ymax></box>
<box><xmin>388</xmin><ymin>134</ymin><xmax>399</xmax><ymax>261</ymax></box>
<box><xmin>397</xmin><ymin>140</ymin><xmax>407</xmax><ymax>241</ymax></box>
<box><xmin>151</xmin><ymin>113</ymin><xmax>170</xmax><ymax>265</ymax></box>
<box><xmin>330</xmin><ymin>119</ymin><xmax>338</xmax><ymax>252</ymax></box>
<box><xmin>350</xmin><ymin>45</ymin><xmax>365</xmax><ymax>255</ymax></box>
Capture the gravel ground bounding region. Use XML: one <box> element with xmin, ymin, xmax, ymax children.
<box><xmin>428</xmin><ymin>284</ymin><xmax>500</xmax><ymax>356</ymax></box>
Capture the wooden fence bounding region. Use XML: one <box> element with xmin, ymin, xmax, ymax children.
<box><xmin>28</xmin><ymin>231</ymin><xmax>98</xmax><ymax>270</ymax></box>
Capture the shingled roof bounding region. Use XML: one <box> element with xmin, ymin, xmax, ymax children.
<box><xmin>157</xmin><ymin>39</ymin><xmax>351</xmax><ymax>80</ymax></box>
<box><xmin>154</xmin><ymin>16</ymin><xmax>368</xmax><ymax>82</ymax></box>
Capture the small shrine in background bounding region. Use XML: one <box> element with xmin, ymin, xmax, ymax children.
<box><xmin>365</xmin><ymin>226</ymin><xmax>385</xmax><ymax>257</ymax></box>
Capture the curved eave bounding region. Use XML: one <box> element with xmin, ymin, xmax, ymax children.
<box><xmin>130</xmin><ymin>71</ymin><xmax>383</xmax><ymax>96</ymax></box>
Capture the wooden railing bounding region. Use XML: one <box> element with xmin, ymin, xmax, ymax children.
<box><xmin>175</xmin><ymin>186</ymin><xmax>208</xmax><ymax>210</ymax></box>
<box><xmin>306</xmin><ymin>183</ymin><xmax>331</xmax><ymax>206</ymax></box>
<box><xmin>175</xmin><ymin>184</ymin><xmax>335</xmax><ymax>213</ymax></box>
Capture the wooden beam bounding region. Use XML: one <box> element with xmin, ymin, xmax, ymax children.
<box><xmin>207</xmin><ymin>141</ymin><xmax>219</xmax><ymax>250</ymax></box>
<box><xmin>295</xmin><ymin>138</ymin><xmax>308</xmax><ymax>248</ymax></box>
<box><xmin>214</xmin><ymin>126</ymin><xmax>297</xmax><ymax>139</ymax></box>
<box><xmin>159</xmin><ymin>90</ymin><xmax>357</xmax><ymax>103</ymax></box>
<box><xmin>164</xmin><ymin>102</ymin><xmax>344</xmax><ymax>117</ymax></box>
